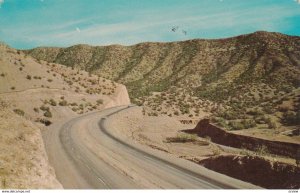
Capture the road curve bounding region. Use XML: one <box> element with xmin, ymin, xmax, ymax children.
<box><xmin>42</xmin><ymin>106</ymin><xmax>260</xmax><ymax>189</ymax></box>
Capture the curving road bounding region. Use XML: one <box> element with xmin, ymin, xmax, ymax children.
<box><xmin>42</xmin><ymin>106</ymin><xmax>260</xmax><ymax>189</ymax></box>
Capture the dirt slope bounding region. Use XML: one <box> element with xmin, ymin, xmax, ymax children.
<box><xmin>0</xmin><ymin>43</ymin><xmax>130</xmax><ymax>188</ymax></box>
<box><xmin>0</xmin><ymin>100</ymin><xmax>62</xmax><ymax>189</ymax></box>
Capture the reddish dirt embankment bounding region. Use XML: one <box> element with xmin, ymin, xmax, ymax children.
<box><xmin>186</xmin><ymin>119</ymin><xmax>300</xmax><ymax>159</ymax></box>
<box><xmin>197</xmin><ymin>155</ymin><xmax>300</xmax><ymax>189</ymax></box>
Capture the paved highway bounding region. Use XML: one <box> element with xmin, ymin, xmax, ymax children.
<box><xmin>43</xmin><ymin>106</ymin><xmax>260</xmax><ymax>189</ymax></box>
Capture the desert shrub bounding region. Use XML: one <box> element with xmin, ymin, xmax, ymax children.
<box><xmin>13</xmin><ymin>109</ymin><xmax>25</xmax><ymax>116</ymax></box>
<box><xmin>10</xmin><ymin>86</ymin><xmax>15</xmax><ymax>90</ymax></box>
<box><xmin>266</xmin><ymin>118</ymin><xmax>277</xmax><ymax>129</ymax></box>
<box><xmin>166</xmin><ymin>133</ymin><xmax>197</xmax><ymax>143</ymax></box>
<box><xmin>59</xmin><ymin>100</ymin><xmax>67</xmax><ymax>106</ymax></box>
<box><xmin>40</xmin><ymin>105</ymin><xmax>50</xmax><ymax>111</ymax></box>
<box><xmin>246</xmin><ymin>108</ymin><xmax>264</xmax><ymax>116</ymax></box>
<box><xmin>254</xmin><ymin>115</ymin><xmax>268</xmax><ymax>124</ymax></box>
<box><xmin>70</xmin><ymin>102</ymin><xmax>77</xmax><ymax>106</ymax></box>
<box><xmin>96</xmin><ymin>99</ymin><xmax>103</xmax><ymax>105</ymax></box>
<box><xmin>38</xmin><ymin>118</ymin><xmax>52</xmax><ymax>126</ymax></box>
<box><xmin>263</xmin><ymin>105</ymin><xmax>275</xmax><ymax>114</ymax></box>
<box><xmin>180</xmin><ymin>106</ymin><xmax>190</xmax><ymax>114</ymax></box>
<box><xmin>49</xmin><ymin>99</ymin><xmax>57</xmax><ymax>106</ymax></box>
<box><xmin>256</xmin><ymin>145</ymin><xmax>269</xmax><ymax>156</ymax></box>
<box><xmin>47</xmin><ymin>79</ymin><xmax>53</xmax><ymax>82</ymax></box>
<box><xmin>241</xmin><ymin>119</ymin><xmax>256</xmax><ymax>129</ymax></box>
<box><xmin>152</xmin><ymin>112</ymin><xmax>158</xmax><ymax>116</ymax></box>
<box><xmin>33</xmin><ymin>76</ymin><xmax>41</xmax><ymax>79</ymax></box>
<box><xmin>0</xmin><ymin>73</ymin><xmax>5</xmax><ymax>77</ymax></box>
<box><xmin>228</xmin><ymin>121</ymin><xmax>245</xmax><ymax>130</ymax></box>
<box><xmin>282</xmin><ymin>111</ymin><xmax>300</xmax><ymax>125</ymax></box>
<box><xmin>220</xmin><ymin>110</ymin><xmax>237</xmax><ymax>120</ymax></box>
<box><xmin>44</xmin><ymin>110</ymin><xmax>52</xmax><ymax>118</ymax></box>
<box><xmin>212</xmin><ymin>147</ymin><xmax>221</xmax><ymax>156</ymax></box>
<box><xmin>79</xmin><ymin>104</ymin><xmax>84</xmax><ymax>110</ymax></box>
<box><xmin>33</xmin><ymin>107</ymin><xmax>39</xmax><ymax>113</ymax></box>
<box><xmin>281</xmin><ymin>84</ymin><xmax>293</xmax><ymax>93</ymax></box>
<box><xmin>278</xmin><ymin>105</ymin><xmax>289</xmax><ymax>112</ymax></box>
<box><xmin>26</xmin><ymin>75</ymin><xmax>31</xmax><ymax>80</ymax></box>
<box><xmin>211</xmin><ymin>117</ymin><xmax>228</xmax><ymax>128</ymax></box>
<box><xmin>134</xmin><ymin>100</ymin><xmax>143</xmax><ymax>106</ymax></box>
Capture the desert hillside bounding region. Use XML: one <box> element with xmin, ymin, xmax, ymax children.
<box><xmin>0</xmin><ymin>100</ymin><xmax>62</xmax><ymax>189</ymax></box>
<box><xmin>0</xmin><ymin>43</ymin><xmax>130</xmax><ymax>188</ymax></box>
<box><xmin>26</xmin><ymin>31</ymin><xmax>300</xmax><ymax>99</ymax></box>
<box><xmin>25</xmin><ymin>31</ymin><xmax>300</xmax><ymax>134</ymax></box>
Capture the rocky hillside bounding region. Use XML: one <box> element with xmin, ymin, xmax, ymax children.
<box><xmin>26</xmin><ymin>31</ymin><xmax>300</xmax><ymax>100</ymax></box>
<box><xmin>25</xmin><ymin>32</ymin><xmax>300</xmax><ymax>134</ymax></box>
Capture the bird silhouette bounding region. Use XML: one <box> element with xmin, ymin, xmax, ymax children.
<box><xmin>171</xmin><ymin>26</ymin><xmax>179</xmax><ymax>32</ymax></box>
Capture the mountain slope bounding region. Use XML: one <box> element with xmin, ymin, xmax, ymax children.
<box><xmin>24</xmin><ymin>31</ymin><xmax>300</xmax><ymax>142</ymax></box>
<box><xmin>25</xmin><ymin>31</ymin><xmax>300</xmax><ymax>100</ymax></box>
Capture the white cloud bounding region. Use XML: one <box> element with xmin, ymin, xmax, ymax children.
<box><xmin>0</xmin><ymin>0</ymin><xmax>4</xmax><ymax>8</ymax></box>
<box><xmin>2</xmin><ymin>2</ymin><xmax>299</xmax><ymax>48</ymax></box>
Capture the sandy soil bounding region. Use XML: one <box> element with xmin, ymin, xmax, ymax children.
<box><xmin>108</xmin><ymin>106</ymin><xmax>229</xmax><ymax>161</ymax></box>
<box><xmin>0</xmin><ymin>100</ymin><xmax>62</xmax><ymax>189</ymax></box>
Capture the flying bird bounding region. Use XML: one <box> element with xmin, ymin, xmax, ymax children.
<box><xmin>171</xmin><ymin>26</ymin><xmax>179</xmax><ymax>32</ymax></box>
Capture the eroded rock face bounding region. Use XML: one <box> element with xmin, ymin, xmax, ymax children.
<box><xmin>186</xmin><ymin>119</ymin><xmax>300</xmax><ymax>159</ymax></box>
<box><xmin>198</xmin><ymin>155</ymin><xmax>300</xmax><ymax>189</ymax></box>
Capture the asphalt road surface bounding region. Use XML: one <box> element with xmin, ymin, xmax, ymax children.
<box><xmin>42</xmin><ymin>106</ymin><xmax>260</xmax><ymax>189</ymax></box>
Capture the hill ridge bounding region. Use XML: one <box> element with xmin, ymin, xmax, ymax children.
<box><xmin>24</xmin><ymin>31</ymin><xmax>300</xmax><ymax>101</ymax></box>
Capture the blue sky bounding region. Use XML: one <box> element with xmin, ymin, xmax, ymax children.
<box><xmin>0</xmin><ymin>0</ymin><xmax>299</xmax><ymax>49</ymax></box>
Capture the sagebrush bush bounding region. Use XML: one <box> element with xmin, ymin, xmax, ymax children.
<box><xmin>166</xmin><ymin>133</ymin><xmax>198</xmax><ymax>143</ymax></box>
<box><xmin>49</xmin><ymin>99</ymin><xmax>57</xmax><ymax>106</ymax></box>
<box><xmin>40</xmin><ymin>105</ymin><xmax>50</xmax><ymax>111</ymax></box>
<box><xmin>13</xmin><ymin>109</ymin><xmax>25</xmax><ymax>116</ymax></box>
<box><xmin>59</xmin><ymin>100</ymin><xmax>67</xmax><ymax>106</ymax></box>
<box><xmin>241</xmin><ymin>119</ymin><xmax>256</xmax><ymax>129</ymax></box>
<box><xmin>44</xmin><ymin>110</ymin><xmax>52</xmax><ymax>118</ymax></box>
<box><xmin>39</xmin><ymin>118</ymin><xmax>52</xmax><ymax>126</ymax></box>
<box><xmin>266</xmin><ymin>118</ymin><xmax>277</xmax><ymax>129</ymax></box>
<box><xmin>229</xmin><ymin>121</ymin><xmax>245</xmax><ymax>130</ymax></box>
<box><xmin>282</xmin><ymin>111</ymin><xmax>300</xmax><ymax>125</ymax></box>
<box><xmin>96</xmin><ymin>99</ymin><xmax>103</xmax><ymax>105</ymax></box>
<box><xmin>33</xmin><ymin>107</ymin><xmax>39</xmax><ymax>113</ymax></box>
